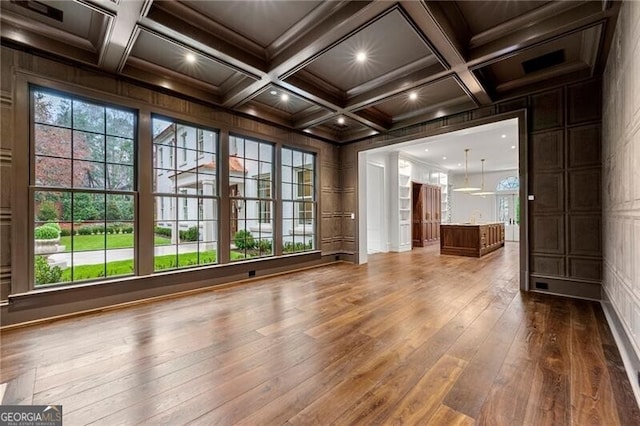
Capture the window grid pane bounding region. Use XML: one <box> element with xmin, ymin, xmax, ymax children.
<box><xmin>281</xmin><ymin>148</ymin><xmax>316</xmax><ymax>254</ymax></box>
<box><xmin>229</xmin><ymin>135</ymin><xmax>274</xmax><ymax>261</ymax></box>
<box><xmin>153</xmin><ymin>116</ymin><xmax>220</xmax><ymax>271</ymax></box>
<box><xmin>32</xmin><ymin>88</ymin><xmax>136</xmax><ymax>287</ymax></box>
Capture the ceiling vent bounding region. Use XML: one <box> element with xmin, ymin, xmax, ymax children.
<box><xmin>522</xmin><ymin>50</ymin><xmax>565</xmax><ymax>74</ymax></box>
<box><xmin>10</xmin><ymin>1</ymin><xmax>63</xmax><ymax>22</ymax></box>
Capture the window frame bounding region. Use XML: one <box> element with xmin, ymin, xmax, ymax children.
<box><xmin>29</xmin><ymin>85</ymin><xmax>139</xmax><ymax>287</ymax></box>
<box><xmin>152</xmin><ymin>115</ymin><xmax>221</xmax><ymax>272</ymax></box>
<box><xmin>281</xmin><ymin>147</ymin><xmax>317</xmax><ymax>254</ymax></box>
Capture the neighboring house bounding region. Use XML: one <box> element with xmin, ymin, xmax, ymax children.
<box><xmin>153</xmin><ymin>123</ymin><xmax>314</xmax><ymax>250</ymax></box>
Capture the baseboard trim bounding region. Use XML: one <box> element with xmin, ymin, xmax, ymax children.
<box><xmin>0</xmin><ymin>252</ymin><xmax>350</xmax><ymax>329</ymax></box>
<box><xmin>529</xmin><ymin>274</ymin><xmax>601</xmax><ymax>300</ymax></box>
<box><xmin>601</xmin><ymin>295</ymin><xmax>640</xmax><ymax>408</ymax></box>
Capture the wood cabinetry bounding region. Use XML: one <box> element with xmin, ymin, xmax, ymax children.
<box><xmin>440</xmin><ymin>223</ymin><xmax>505</xmax><ymax>257</ymax></box>
<box><xmin>412</xmin><ymin>183</ymin><xmax>441</xmax><ymax>247</ymax></box>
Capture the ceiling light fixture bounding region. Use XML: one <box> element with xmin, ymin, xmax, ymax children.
<box><xmin>473</xmin><ymin>159</ymin><xmax>495</xmax><ymax>196</ymax></box>
<box><xmin>409</xmin><ymin>92</ymin><xmax>418</xmax><ymax>101</ymax></box>
<box><xmin>355</xmin><ymin>51</ymin><xmax>367</xmax><ymax>62</ymax></box>
<box><xmin>443</xmin><ymin>156</ymin><xmax>447</xmax><ymax>160</ymax></box>
<box><xmin>337</xmin><ymin>117</ymin><xmax>345</xmax><ymax>125</ymax></box>
<box><xmin>424</xmin><ymin>148</ymin><xmax>429</xmax><ymax>152</ymax></box>
<box><xmin>281</xmin><ymin>93</ymin><xmax>289</xmax><ymax>101</ymax></box>
<box><xmin>452</xmin><ymin>148</ymin><xmax>481</xmax><ymax>192</ymax></box>
<box><xmin>501</xmin><ymin>134</ymin><xmax>506</xmax><ymax>138</ymax></box>
<box><xmin>185</xmin><ymin>53</ymin><xmax>196</xmax><ymax>63</ymax></box>
<box><xmin>270</xmin><ymin>90</ymin><xmax>277</xmax><ymax>95</ymax></box>
<box><xmin>511</xmin><ymin>145</ymin><xmax>516</xmax><ymax>149</ymax></box>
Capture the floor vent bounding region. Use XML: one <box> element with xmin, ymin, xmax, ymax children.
<box><xmin>535</xmin><ymin>281</ymin><xmax>549</xmax><ymax>290</ymax></box>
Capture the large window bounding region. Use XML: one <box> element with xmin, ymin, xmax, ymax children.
<box><xmin>28</xmin><ymin>87</ymin><xmax>319</xmax><ymax>290</ymax></box>
<box><xmin>229</xmin><ymin>135</ymin><xmax>274</xmax><ymax>260</ymax></box>
<box><xmin>282</xmin><ymin>148</ymin><xmax>316</xmax><ymax>253</ymax></box>
<box><xmin>31</xmin><ymin>89</ymin><xmax>136</xmax><ymax>286</ymax></box>
<box><xmin>153</xmin><ymin>117</ymin><xmax>219</xmax><ymax>270</ymax></box>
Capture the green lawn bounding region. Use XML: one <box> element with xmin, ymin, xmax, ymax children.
<box><xmin>59</xmin><ymin>234</ymin><xmax>170</xmax><ymax>252</ymax></box>
<box><xmin>58</xmin><ymin>250</ymin><xmax>248</xmax><ymax>282</ymax></box>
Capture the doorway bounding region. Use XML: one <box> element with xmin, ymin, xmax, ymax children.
<box><xmin>357</xmin><ymin>113</ymin><xmax>527</xmax><ymax>290</ymax></box>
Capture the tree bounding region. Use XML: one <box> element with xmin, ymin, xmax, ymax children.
<box><xmin>36</xmin><ymin>201</ymin><xmax>58</xmax><ymax>222</ymax></box>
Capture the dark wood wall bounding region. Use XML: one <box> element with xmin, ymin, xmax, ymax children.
<box><xmin>529</xmin><ymin>81</ymin><xmax>602</xmax><ymax>292</ymax></box>
<box><xmin>341</xmin><ymin>78</ymin><xmax>602</xmax><ymax>299</ymax></box>
<box><xmin>0</xmin><ymin>45</ymin><xmax>343</xmax><ymax>309</ymax></box>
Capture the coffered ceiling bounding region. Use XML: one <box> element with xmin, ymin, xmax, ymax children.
<box><xmin>1</xmin><ymin>0</ymin><xmax>620</xmax><ymax>144</ymax></box>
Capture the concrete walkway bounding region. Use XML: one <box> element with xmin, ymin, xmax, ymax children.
<box><xmin>49</xmin><ymin>244</ymin><xmax>202</xmax><ymax>266</ymax></box>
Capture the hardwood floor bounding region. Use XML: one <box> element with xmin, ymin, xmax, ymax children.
<box><xmin>1</xmin><ymin>242</ymin><xmax>638</xmax><ymax>425</ymax></box>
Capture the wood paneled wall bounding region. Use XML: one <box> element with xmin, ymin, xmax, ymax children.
<box><xmin>0</xmin><ymin>45</ymin><xmax>342</xmax><ymax>305</ymax></box>
<box><xmin>340</xmin><ymin>78</ymin><xmax>603</xmax><ymax>299</ymax></box>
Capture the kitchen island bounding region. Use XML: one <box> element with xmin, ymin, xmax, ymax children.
<box><xmin>440</xmin><ymin>222</ymin><xmax>505</xmax><ymax>257</ymax></box>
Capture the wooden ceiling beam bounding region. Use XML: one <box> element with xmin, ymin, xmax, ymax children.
<box><xmin>400</xmin><ymin>0</ymin><xmax>493</xmax><ymax>105</ymax></box>
<box><xmin>95</xmin><ymin>0</ymin><xmax>151</xmax><ymax>73</ymax></box>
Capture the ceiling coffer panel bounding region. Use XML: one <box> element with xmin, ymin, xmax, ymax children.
<box><xmin>293</xmin><ymin>7</ymin><xmax>444</xmax><ymax>95</ymax></box>
<box><xmin>127</xmin><ymin>29</ymin><xmax>254</xmax><ymax>89</ymax></box>
<box><xmin>453</xmin><ymin>0</ymin><xmax>552</xmax><ymax>35</ymax></box>
<box><xmin>473</xmin><ymin>25</ymin><xmax>602</xmax><ymax>95</ymax></box>
<box><xmin>302</xmin><ymin>114</ymin><xmax>379</xmax><ymax>143</ymax></box>
<box><xmin>358</xmin><ymin>76</ymin><xmax>477</xmax><ymax>124</ymax></box>
<box><xmin>251</xmin><ymin>86</ymin><xmax>323</xmax><ymax>116</ymax></box>
<box><xmin>180</xmin><ymin>0</ymin><xmax>323</xmax><ymax>49</ymax></box>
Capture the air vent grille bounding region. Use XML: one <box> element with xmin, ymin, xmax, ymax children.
<box><xmin>522</xmin><ymin>50</ymin><xmax>565</xmax><ymax>74</ymax></box>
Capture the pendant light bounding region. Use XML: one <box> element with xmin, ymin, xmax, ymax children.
<box><xmin>473</xmin><ymin>158</ymin><xmax>495</xmax><ymax>196</ymax></box>
<box><xmin>452</xmin><ymin>148</ymin><xmax>481</xmax><ymax>192</ymax></box>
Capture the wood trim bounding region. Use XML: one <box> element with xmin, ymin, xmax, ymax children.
<box><xmin>1</xmin><ymin>253</ymin><xmax>342</xmax><ymax>329</ymax></box>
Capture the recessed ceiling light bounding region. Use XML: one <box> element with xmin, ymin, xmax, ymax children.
<box><xmin>270</xmin><ymin>90</ymin><xmax>277</xmax><ymax>95</ymax></box>
<box><xmin>355</xmin><ymin>51</ymin><xmax>367</xmax><ymax>62</ymax></box>
<box><xmin>458</xmin><ymin>163</ymin><xmax>462</xmax><ymax>167</ymax></box>
<box><xmin>424</xmin><ymin>148</ymin><xmax>429</xmax><ymax>152</ymax></box>
<box><xmin>409</xmin><ymin>92</ymin><xmax>418</xmax><ymax>101</ymax></box>
<box><xmin>185</xmin><ymin>53</ymin><xmax>196</xmax><ymax>63</ymax></box>
<box><xmin>501</xmin><ymin>134</ymin><xmax>506</xmax><ymax>138</ymax></box>
<box><xmin>281</xmin><ymin>93</ymin><xmax>289</xmax><ymax>101</ymax></box>
<box><xmin>337</xmin><ymin>117</ymin><xmax>345</xmax><ymax>125</ymax></box>
<box><xmin>443</xmin><ymin>156</ymin><xmax>447</xmax><ymax>160</ymax></box>
<box><xmin>511</xmin><ymin>145</ymin><xmax>516</xmax><ymax>149</ymax></box>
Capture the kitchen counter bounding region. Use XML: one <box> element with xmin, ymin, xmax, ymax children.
<box><xmin>440</xmin><ymin>222</ymin><xmax>505</xmax><ymax>257</ymax></box>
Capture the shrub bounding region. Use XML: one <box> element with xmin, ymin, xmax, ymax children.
<box><xmin>233</xmin><ymin>230</ymin><xmax>255</xmax><ymax>250</ymax></box>
<box><xmin>155</xmin><ymin>226</ymin><xmax>172</xmax><ymax>238</ymax></box>
<box><xmin>91</xmin><ymin>225</ymin><xmax>105</xmax><ymax>235</ymax></box>
<box><xmin>37</xmin><ymin>202</ymin><xmax>58</xmax><ymax>222</ymax></box>
<box><xmin>43</xmin><ymin>222</ymin><xmax>61</xmax><ymax>232</ymax></box>
<box><xmin>283</xmin><ymin>241</ymin><xmax>313</xmax><ymax>253</ymax></box>
<box><xmin>78</xmin><ymin>226</ymin><xmax>93</xmax><ymax>236</ymax></box>
<box><xmin>179</xmin><ymin>226</ymin><xmax>199</xmax><ymax>242</ymax></box>
<box><xmin>60</xmin><ymin>229</ymin><xmax>71</xmax><ymax>237</ymax></box>
<box><xmin>122</xmin><ymin>226</ymin><xmax>134</xmax><ymax>234</ymax></box>
<box><xmin>34</xmin><ymin>225</ymin><xmax>60</xmax><ymax>240</ymax></box>
<box><xmin>35</xmin><ymin>256</ymin><xmax>62</xmax><ymax>285</ymax></box>
<box><xmin>257</xmin><ymin>239</ymin><xmax>272</xmax><ymax>254</ymax></box>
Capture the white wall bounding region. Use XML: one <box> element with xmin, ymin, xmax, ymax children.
<box><xmin>602</xmin><ymin>0</ymin><xmax>640</xmax><ymax>399</ymax></box>
<box><xmin>450</xmin><ymin>169</ymin><xmax>518</xmax><ymax>223</ymax></box>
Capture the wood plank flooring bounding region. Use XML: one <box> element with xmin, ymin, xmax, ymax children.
<box><xmin>1</xmin><ymin>243</ymin><xmax>638</xmax><ymax>425</ymax></box>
